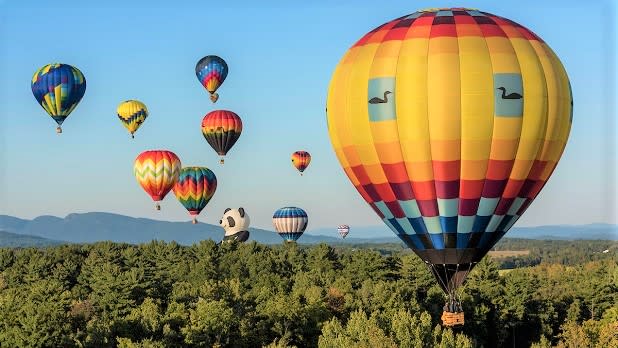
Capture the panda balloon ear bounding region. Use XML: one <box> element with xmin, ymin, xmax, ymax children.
<box><xmin>224</xmin><ymin>208</ymin><xmax>231</xmax><ymax>214</ymax></box>
<box><xmin>239</xmin><ymin>207</ymin><xmax>245</xmax><ymax>217</ymax></box>
<box><xmin>227</xmin><ymin>216</ymin><xmax>235</xmax><ymax>228</ymax></box>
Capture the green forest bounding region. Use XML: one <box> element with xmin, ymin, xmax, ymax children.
<box><xmin>0</xmin><ymin>239</ymin><xmax>616</xmax><ymax>348</ymax></box>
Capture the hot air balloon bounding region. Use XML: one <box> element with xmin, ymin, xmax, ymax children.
<box><xmin>337</xmin><ymin>225</ymin><xmax>350</xmax><ymax>239</ymax></box>
<box><xmin>201</xmin><ymin>110</ymin><xmax>243</xmax><ymax>164</ymax></box>
<box><xmin>272</xmin><ymin>207</ymin><xmax>308</xmax><ymax>242</ymax></box>
<box><xmin>291</xmin><ymin>151</ymin><xmax>311</xmax><ymax>175</ymax></box>
<box><xmin>31</xmin><ymin>63</ymin><xmax>86</xmax><ymax>134</ymax></box>
<box><xmin>326</xmin><ymin>7</ymin><xmax>572</xmax><ymax>327</ymax></box>
<box><xmin>196</xmin><ymin>55</ymin><xmax>228</xmax><ymax>103</ymax></box>
<box><xmin>134</xmin><ymin>150</ymin><xmax>181</xmax><ymax>210</ymax></box>
<box><xmin>172</xmin><ymin>167</ymin><xmax>217</xmax><ymax>224</ymax></box>
<box><xmin>117</xmin><ymin>100</ymin><xmax>148</xmax><ymax>138</ymax></box>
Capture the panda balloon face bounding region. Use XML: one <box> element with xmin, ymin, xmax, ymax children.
<box><xmin>220</xmin><ymin>208</ymin><xmax>250</xmax><ymax>242</ymax></box>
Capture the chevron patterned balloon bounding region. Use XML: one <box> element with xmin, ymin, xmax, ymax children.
<box><xmin>134</xmin><ymin>150</ymin><xmax>181</xmax><ymax>210</ymax></box>
<box><xmin>172</xmin><ymin>167</ymin><xmax>217</xmax><ymax>224</ymax></box>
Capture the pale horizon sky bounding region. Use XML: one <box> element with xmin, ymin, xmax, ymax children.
<box><xmin>0</xmin><ymin>0</ymin><xmax>616</xmax><ymax>232</ymax></box>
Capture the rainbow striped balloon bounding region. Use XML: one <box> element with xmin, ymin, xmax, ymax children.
<box><xmin>201</xmin><ymin>110</ymin><xmax>243</xmax><ymax>164</ymax></box>
<box><xmin>272</xmin><ymin>207</ymin><xmax>308</xmax><ymax>242</ymax></box>
<box><xmin>326</xmin><ymin>8</ymin><xmax>572</xmax><ymax>302</ymax></box>
<box><xmin>134</xmin><ymin>150</ymin><xmax>181</xmax><ymax>210</ymax></box>
<box><xmin>117</xmin><ymin>100</ymin><xmax>148</xmax><ymax>138</ymax></box>
<box><xmin>291</xmin><ymin>151</ymin><xmax>311</xmax><ymax>175</ymax></box>
<box><xmin>172</xmin><ymin>167</ymin><xmax>217</xmax><ymax>224</ymax></box>
<box><xmin>31</xmin><ymin>63</ymin><xmax>86</xmax><ymax>133</ymax></box>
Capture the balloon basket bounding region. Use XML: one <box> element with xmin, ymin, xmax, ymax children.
<box><xmin>131</xmin><ymin>134</ymin><xmax>135</xmax><ymax>139</ymax></box>
<box><xmin>155</xmin><ymin>203</ymin><xmax>161</xmax><ymax>211</ymax></box>
<box><xmin>56</xmin><ymin>126</ymin><xmax>62</xmax><ymax>134</ymax></box>
<box><xmin>210</xmin><ymin>93</ymin><xmax>219</xmax><ymax>103</ymax></box>
<box><xmin>192</xmin><ymin>218</ymin><xmax>198</xmax><ymax>224</ymax></box>
<box><xmin>441</xmin><ymin>311</ymin><xmax>465</xmax><ymax>327</ymax></box>
<box><xmin>220</xmin><ymin>158</ymin><xmax>224</xmax><ymax>164</ymax></box>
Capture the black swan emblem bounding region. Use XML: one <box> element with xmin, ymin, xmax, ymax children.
<box><xmin>369</xmin><ymin>91</ymin><xmax>392</xmax><ymax>104</ymax></box>
<box><xmin>496</xmin><ymin>87</ymin><xmax>522</xmax><ymax>100</ymax></box>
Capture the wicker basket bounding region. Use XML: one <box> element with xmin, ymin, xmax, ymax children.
<box><xmin>441</xmin><ymin>311</ymin><xmax>465</xmax><ymax>327</ymax></box>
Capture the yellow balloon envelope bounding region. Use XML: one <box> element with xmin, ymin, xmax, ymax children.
<box><xmin>117</xmin><ymin>100</ymin><xmax>148</xmax><ymax>138</ymax></box>
<box><xmin>326</xmin><ymin>7</ymin><xmax>573</xmax><ymax>322</ymax></box>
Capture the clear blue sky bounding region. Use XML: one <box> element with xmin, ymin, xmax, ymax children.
<box><xmin>0</xmin><ymin>0</ymin><xmax>616</xmax><ymax>231</ymax></box>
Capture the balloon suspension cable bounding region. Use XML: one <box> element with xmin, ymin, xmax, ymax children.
<box><xmin>56</xmin><ymin>126</ymin><xmax>62</xmax><ymax>134</ymax></box>
<box><xmin>155</xmin><ymin>202</ymin><xmax>161</xmax><ymax>211</ymax></box>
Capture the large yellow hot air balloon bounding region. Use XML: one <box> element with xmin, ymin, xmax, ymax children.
<box><xmin>326</xmin><ymin>7</ymin><xmax>572</xmax><ymax>326</ymax></box>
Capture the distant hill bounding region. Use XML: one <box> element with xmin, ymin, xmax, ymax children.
<box><xmin>0</xmin><ymin>230</ymin><xmax>64</xmax><ymax>248</ymax></box>
<box><xmin>0</xmin><ymin>213</ymin><xmax>615</xmax><ymax>247</ymax></box>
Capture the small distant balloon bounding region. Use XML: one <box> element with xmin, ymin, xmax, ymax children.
<box><xmin>172</xmin><ymin>167</ymin><xmax>217</xmax><ymax>224</ymax></box>
<box><xmin>117</xmin><ymin>100</ymin><xmax>148</xmax><ymax>138</ymax></box>
<box><xmin>201</xmin><ymin>110</ymin><xmax>243</xmax><ymax>164</ymax></box>
<box><xmin>31</xmin><ymin>63</ymin><xmax>86</xmax><ymax>134</ymax></box>
<box><xmin>337</xmin><ymin>225</ymin><xmax>350</xmax><ymax>239</ymax></box>
<box><xmin>196</xmin><ymin>55</ymin><xmax>228</xmax><ymax>103</ymax></box>
<box><xmin>291</xmin><ymin>151</ymin><xmax>311</xmax><ymax>175</ymax></box>
<box><xmin>272</xmin><ymin>207</ymin><xmax>308</xmax><ymax>242</ymax></box>
<box><xmin>134</xmin><ymin>150</ymin><xmax>181</xmax><ymax>210</ymax></box>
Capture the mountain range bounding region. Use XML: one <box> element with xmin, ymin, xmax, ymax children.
<box><xmin>0</xmin><ymin>212</ymin><xmax>616</xmax><ymax>247</ymax></box>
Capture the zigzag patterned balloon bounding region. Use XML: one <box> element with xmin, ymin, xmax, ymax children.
<box><xmin>117</xmin><ymin>100</ymin><xmax>148</xmax><ymax>138</ymax></box>
<box><xmin>134</xmin><ymin>150</ymin><xmax>181</xmax><ymax>210</ymax></box>
<box><xmin>172</xmin><ymin>167</ymin><xmax>217</xmax><ymax>224</ymax></box>
<box><xmin>31</xmin><ymin>63</ymin><xmax>86</xmax><ymax>134</ymax></box>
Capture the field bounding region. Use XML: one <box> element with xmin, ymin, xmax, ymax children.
<box><xmin>488</xmin><ymin>250</ymin><xmax>531</xmax><ymax>258</ymax></box>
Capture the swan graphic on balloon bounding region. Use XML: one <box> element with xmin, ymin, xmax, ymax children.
<box><xmin>31</xmin><ymin>63</ymin><xmax>86</xmax><ymax>134</ymax></box>
<box><xmin>326</xmin><ymin>7</ymin><xmax>572</xmax><ymax>326</ymax></box>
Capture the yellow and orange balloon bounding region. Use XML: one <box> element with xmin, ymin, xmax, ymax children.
<box><xmin>291</xmin><ymin>151</ymin><xmax>311</xmax><ymax>175</ymax></box>
<box><xmin>134</xmin><ymin>150</ymin><xmax>181</xmax><ymax>210</ymax></box>
<box><xmin>326</xmin><ymin>7</ymin><xmax>572</xmax><ymax>323</ymax></box>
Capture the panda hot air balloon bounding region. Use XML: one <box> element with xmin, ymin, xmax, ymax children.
<box><xmin>196</xmin><ymin>55</ymin><xmax>228</xmax><ymax>103</ymax></box>
<box><xmin>337</xmin><ymin>225</ymin><xmax>350</xmax><ymax>239</ymax></box>
<box><xmin>272</xmin><ymin>207</ymin><xmax>308</xmax><ymax>242</ymax></box>
<box><xmin>31</xmin><ymin>63</ymin><xmax>86</xmax><ymax>134</ymax></box>
<box><xmin>326</xmin><ymin>7</ymin><xmax>572</xmax><ymax>326</ymax></box>
<box><xmin>134</xmin><ymin>150</ymin><xmax>181</xmax><ymax>210</ymax></box>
